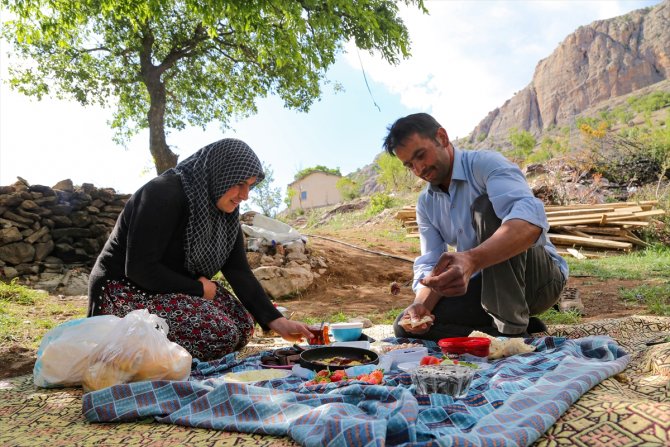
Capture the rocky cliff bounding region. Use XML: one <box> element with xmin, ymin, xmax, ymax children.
<box><xmin>466</xmin><ymin>0</ymin><xmax>670</xmax><ymax>148</ymax></box>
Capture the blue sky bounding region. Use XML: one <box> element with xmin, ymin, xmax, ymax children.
<box><xmin>0</xmin><ymin>0</ymin><xmax>662</xmax><ymax>198</ymax></box>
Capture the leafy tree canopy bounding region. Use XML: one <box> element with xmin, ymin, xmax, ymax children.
<box><xmin>2</xmin><ymin>0</ymin><xmax>426</xmax><ymax>173</ymax></box>
<box><xmin>293</xmin><ymin>165</ymin><xmax>341</xmax><ymax>181</ymax></box>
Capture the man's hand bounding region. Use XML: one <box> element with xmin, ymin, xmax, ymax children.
<box><xmin>399</xmin><ymin>303</ymin><xmax>435</xmax><ymax>334</ymax></box>
<box><xmin>267</xmin><ymin>317</ymin><xmax>314</xmax><ymax>343</ymax></box>
<box><xmin>419</xmin><ymin>251</ymin><xmax>477</xmax><ymax>296</ymax></box>
<box><xmin>198</xmin><ymin>276</ymin><xmax>217</xmax><ymax>300</ymax></box>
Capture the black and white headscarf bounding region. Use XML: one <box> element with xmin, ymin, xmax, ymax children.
<box><xmin>164</xmin><ymin>139</ymin><xmax>265</xmax><ymax>278</ymax></box>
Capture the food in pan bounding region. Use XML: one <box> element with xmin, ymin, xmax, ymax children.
<box><xmin>313</xmin><ymin>355</ymin><xmax>373</xmax><ymax>367</ymax></box>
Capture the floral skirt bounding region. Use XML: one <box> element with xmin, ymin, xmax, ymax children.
<box><xmin>99</xmin><ymin>279</ymin><xmax>255</xmax><ymax>361</ymax></box>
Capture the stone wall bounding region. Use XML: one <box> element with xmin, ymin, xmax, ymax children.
<box><xmin>0</xmin><ymin>177</ymin><xmax>129</xmax><ymax>291</ymax></box>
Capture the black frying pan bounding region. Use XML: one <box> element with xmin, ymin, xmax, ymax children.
<box><xmin>299</xmin><ymin>346</ymin><xmax>379</xmax><ymax>372</ymax></box>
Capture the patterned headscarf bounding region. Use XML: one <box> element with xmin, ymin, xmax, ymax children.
<box><xmin>164</xmin><ymin>139</ymin><xmax>265</xmax><ymax>278</ymax></box>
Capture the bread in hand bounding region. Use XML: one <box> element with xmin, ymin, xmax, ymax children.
<box><xmin>400</xmin><ymin>314</ymin><xmax>434</xmax><ymax>328</ymax></box>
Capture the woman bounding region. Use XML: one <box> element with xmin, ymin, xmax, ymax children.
<box><xmin>88</xmin><ymin>138</ymin><xmax>313</xmax><ymax>361</ymax></box>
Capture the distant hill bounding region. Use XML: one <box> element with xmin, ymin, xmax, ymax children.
<box><xmin>352</xmin><ymin>1</ymin><xmax>669</xmax><ymax>194</ymax></box>
<box><xmin>462</xmin><ymin>0</ymin><xmax>669</xmax><ymax>150</ymax></box>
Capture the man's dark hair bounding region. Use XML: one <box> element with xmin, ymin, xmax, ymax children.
<box><xmin>382</xmin><ymin>113</ymin><xmax>442</xmax><ymax>156</ymax></box>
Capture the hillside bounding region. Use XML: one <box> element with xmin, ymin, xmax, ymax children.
<box><xmin>463</xmin><ymin>0</ymin><xmax>669</xmax><ymax>150</ymax></box>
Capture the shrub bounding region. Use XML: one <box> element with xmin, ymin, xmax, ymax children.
<box><xmin>508</xmin><ymin>128</ymin><xmax>536</xmax><ymax>164</ymax></box>
<box><xmin>336</xmin><ymin>177</ymin><xmax>360</xmax><ymax>201</ymax></box>
<box><xmin>627</xmin><ymin>91</ymin><xmax>670</xmax><ymax>114</ymax></box>
<box><xmin>366</xmin><ymin>193</ymin><xmax>396</xmax><ymax>216</ymax></box>
<box><xmin>376</xmin><ymin>152</ymin><xmax>415</xmax><ymax>192</ymax></box>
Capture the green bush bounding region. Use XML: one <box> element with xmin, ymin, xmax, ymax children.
<box><xmin>336</xmin><ymin>177</ymin><xmax>360</xmax><ymax>201</ymax></box>
<box><xmin>366</xmin><ymin>193</ymin><xmax>396</xmax><ymax>216</ymax></box>
<box><xmin>508</xmin><ymin>128</ymin><xmax>537</xmax><ymax>164</ymax></box>
<box><xmin>627</xmin><ymin>91</ymin><xmax>670</xmax><ymax>114</ymax></box>
<box><xmin>376</xmin><ymin>153</ymin><xmax>415</xmax><ymax>192</ymax></box>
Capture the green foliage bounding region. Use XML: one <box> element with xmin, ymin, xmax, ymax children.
<box><xmin>526</xmin><ymin>147</ymin><xmax>553</xmax><ymax>164</ymax></box>
<box><xmin>294</xmin><ymin>165</ymin><xmax>342</xmax><ymax>181</ymax></box>
<box><xmin>376</xmin><ymin>152</ymin><xmax>415</xmax><ymax>192</ymax></box>
<box><xmin>2</xmin><ymin>0</ymin><xmax>426</xmax><ymax>172</ymax></box>
<box><xmin>575</xmin><ymin>116</ymin><xmax>600</xmax><ymax>128</ymax></box>
<box><xmin>248</xmin><ymin>162</ymin><xmax>282</xmax><ymax>217</ymax></box>
<box><xmin>336</xmin><ymin>176</ymin><xmax>360</xmax><ymax>201</ymax></box>
<box><xmin>627</xmin><ymin>91</ymin><xmax>670</xmax><ymax>114</ymax></box>
<box><xmin>610</xmin><ymin>105</ymin><xmax>635</xmax><ymax>124</ymax></box>
<box><xmin>0</xmin><ymin>279</ymin><xmax>47</xmax><ymax>305</ymax></box>
<box><xmin>366</xmin><ymin>192</ymin><xmax>396</xmax><ymax>216</ymax></box>
<box><xmin>285</xmin><ymin>186</ymin><xmax>297</xmax><ymax>209</ymax></box>
<box><xmin>507</xmin><ymin>128</ymin><xmax>536</xmax><ymax>164</ymax></box>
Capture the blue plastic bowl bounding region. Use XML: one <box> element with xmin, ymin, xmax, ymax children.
<box><xmin>330</xmin><ymin>322</ymin><xmax>364</xmax><ymax>342</ymax></box>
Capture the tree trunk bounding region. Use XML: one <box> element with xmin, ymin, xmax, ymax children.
<box><xmin>146</xmin><ymin>79</ymin><xmax>178</xmax><ymax>174</ymax></box>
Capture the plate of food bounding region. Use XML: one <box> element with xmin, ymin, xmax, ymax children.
<box><xmin>222</xmin><ymin>368</ymin><xmax>291</xmax><ymax>383</ymax></box>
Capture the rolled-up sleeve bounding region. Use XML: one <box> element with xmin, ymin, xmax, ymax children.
<box><xmin>474</xmin><ymin>152</ymin><xmax>549</xmax><ymax>247</ymax></box>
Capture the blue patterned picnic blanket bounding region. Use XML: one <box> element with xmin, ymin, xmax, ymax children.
<box><xmin>82</xmin><ymin>336</ymin><xmax>629</xmax><ymax>447</ymax></box>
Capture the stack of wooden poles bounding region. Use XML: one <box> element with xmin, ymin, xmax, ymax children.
<box><xmin>394</xmin><ymin>201</ymin><xmax>665</xmax><ymax>258</ymax></box>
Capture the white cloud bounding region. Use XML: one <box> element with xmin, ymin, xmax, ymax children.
<box><xmin>344</xmin><ymin>0</ymin><xmax>661</xmax><ymax>138</ymax></box>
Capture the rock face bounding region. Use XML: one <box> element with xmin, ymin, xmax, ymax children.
<box><xmin>467</xmin><ymin>1</ymin><xmax>670</xmax><ymax>148</ymax></box>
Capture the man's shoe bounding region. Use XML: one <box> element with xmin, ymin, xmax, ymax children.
<box><xmin>527</xmin><ymin>316</ymin><xmax>548</xmax><ymax>334</ymax></box>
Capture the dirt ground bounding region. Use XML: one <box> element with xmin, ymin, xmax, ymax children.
<box><xmin>0</xmin><ymin>232</ymin><xmax>648</xmax><ymax>379</ymax></box>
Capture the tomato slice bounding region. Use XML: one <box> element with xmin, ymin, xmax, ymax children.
<box><xmin>419</xmin><ymin>355</ymin><xmax>441</xmax><ymax>365</ymax></box>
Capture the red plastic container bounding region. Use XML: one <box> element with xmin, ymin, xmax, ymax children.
<box><xmin>438</xmin><ymin>337</ymin><xmax>491</xmax><ymax>358</ymax></box>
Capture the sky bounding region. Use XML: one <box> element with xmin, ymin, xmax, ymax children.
<box><xmin>0</xmin><ymin>0</ymin><xmax>662</xmax><ymax>200</ymax></box>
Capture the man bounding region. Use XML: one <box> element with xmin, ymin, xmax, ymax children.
<box><xmin>383</xmin><ymin>113</ymin><xmax>568</xmax><ymax>339</ymax></box>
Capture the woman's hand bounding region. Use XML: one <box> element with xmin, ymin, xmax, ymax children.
<box><xmin>267</xmin><ymin>317</ymin><xmax>314</xmax><ymax>343</ymax></box>
<box><xmin>198</xmin><ymin>276</ymin><xmax>217</xmax><ymax>300</ymax></box>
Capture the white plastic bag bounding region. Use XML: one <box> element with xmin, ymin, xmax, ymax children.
<box><xmin>241</xmin><ymin>213</ymin><xmax>303</xmax><ymax>244</ymax></box>
<box><xmin>34</xmin><ymin>315</ymin><xmax>121</xmax><ymax>388</ymax></box>
<box><xmin>82</xmin><ymin>309</ymin><xmax>192</xmax><ymax>391</ymax></box>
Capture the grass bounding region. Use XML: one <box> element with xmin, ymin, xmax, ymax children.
<box><xmin>0</xmin><ymin>279</ymin><xmax>86</xmax><ymax>350</ymax></box>
<box><xmin>537</xmin><ymin>308</ymin><xmax>583</xmax><ymax>325</ymax></box>
<box><xmin>566</xmin><ymin>245</ymin><xmax>670</xmax><ymax>280</ymax></box>
<box><xmin>301</xmin><ymin>308</ymin><xmax>404</xmax><ymax>326</ymax></box>
<box><xmin>564</xmin><ymin>245</ymin><xmax>670</xmax><ymax>317</ymax></box>
<box><xmin>619</xmin><ymin>282</ymin><xmax>670</xmax><ymax>316</ymax></box>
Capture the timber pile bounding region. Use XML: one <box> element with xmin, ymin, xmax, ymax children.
<box><xmin>394</xmin><ymin>201</ymin><xmax>666</xmax><ymax>258</ymax></box>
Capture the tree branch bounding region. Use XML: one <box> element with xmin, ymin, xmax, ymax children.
<box><xmin>157</xmin><ymin>23</ymin><xmax>209</xmax><ymax>75</ymax></box>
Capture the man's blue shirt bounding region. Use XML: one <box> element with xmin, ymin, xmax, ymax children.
<box><xmin>412</xmin><ymin>147</ymin><xmax>569</xmax><ymax>292</ymax></box>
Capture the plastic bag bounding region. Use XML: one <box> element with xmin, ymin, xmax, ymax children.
<box><xmin>241</xmin><ymin>213</ymin><xmax>303</xmax><ymax>244</ymax></box>
<box><xmin>82</xmin><ymin>309</ymin><xmax>192</xmax><ymax>391</ymax></box>
<box><xmin>34</xmin><ymin>315</ymin><xmax>121</xmax><ymax>388</ymax></box>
